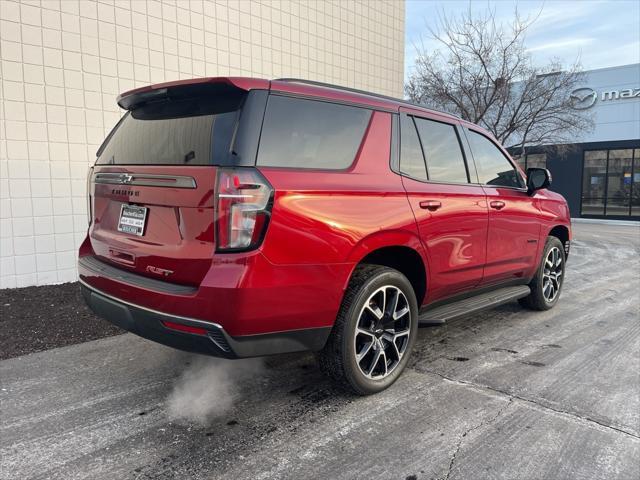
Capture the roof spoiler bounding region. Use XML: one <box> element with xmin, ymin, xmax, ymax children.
<box><xmin>116</xmin><ymin>77</ymin><xmax>270</xmax><ymax>110</ymax></box>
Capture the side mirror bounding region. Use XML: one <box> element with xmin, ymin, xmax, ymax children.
<box><xmin>526</xmin><ymin>168</ymin><xmax>551</xmax><ymax>195</ymax></box>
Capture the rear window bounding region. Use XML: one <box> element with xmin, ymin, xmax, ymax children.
<box><xmin>96</xmin><ymin>94</ymin><xmax>243</xmax><ymax>166</ymax></box>
<box><xmin>257</xmin><ymin>95</ymin><xmax>372</xmax><ymax>169</ymax></box>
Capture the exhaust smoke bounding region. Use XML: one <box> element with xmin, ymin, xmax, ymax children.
<box><xmin>166</xmin><ymin>356</ymin><xmax>263</xmax><ymax>425</ymax></box>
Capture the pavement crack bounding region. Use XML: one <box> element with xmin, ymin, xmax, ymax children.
<box><xmin>443</xmin><ymin>397</ymin><xmax>513</xmax><ymax>480</ymax></box>
<box><xmin>422</xmin><ymin>368</ymin><xmax>640</xmax><ymax>441</ymax></box>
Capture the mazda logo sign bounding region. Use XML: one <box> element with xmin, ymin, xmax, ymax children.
<box><xmin>570</xmin><ymin>87</ymin><xmax>597</xmax><ymax>109</ymax></box>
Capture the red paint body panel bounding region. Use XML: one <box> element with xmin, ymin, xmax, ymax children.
<box><xmin>89</xmin><ymin>165</ymin><xmax>217</xmax><ymax>286</ymax></box>
<box><xmin>481</xmin><ymin>186</ymin><xmax>543</xmax><ymax>284</ymax></box>
<box><xmin>79</xmin><ymin>76</ymin><xmax>572</xmax><ymax>351</ymax></box>
<box><xmin>401</xmin><ymin>177</ymin><xmax>489</xmax><ymax>302</ymax></box>
<box><xmin>259</xmin><ymin>112</ymin><xmax>420</xmax><ymax>266</ymax></box>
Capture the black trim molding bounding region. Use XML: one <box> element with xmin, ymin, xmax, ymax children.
<box><xmin>80</xmin><ymin>282</ymin><xmax>332</xmax><ymax>358</ymax></box>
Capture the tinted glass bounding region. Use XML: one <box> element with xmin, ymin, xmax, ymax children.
<box><xmin>97</xmin><ymin>95</ymin><xmax>241</xmax><ymax>165</ymax></box>
<box><xmin>467</xmin><ymin>131</ymin><xmax>522</xmax><ymax>187</ymax></box>
<box><xmin>400</xmin><ymin>115</ymin><xmax>427</xmax><ymax>180</ymax></box>
<box><xmin>581</xmin><ymin>150</ymin><xmax>607</xmax><ymax>215</ymax></box>
<box><xmin>257</xmin><ymin>96</ymin><xmax>371</xmax><ymax>169</ymax></box>
<box><xmin>414</xmin><ymin>118</ymin><xmax>468</xmax><ymax>183</ymax></box>
<box><xmin>606</xmin><ymin>149</ymin><xmax>633</xmax><ymax>216</ymax></box>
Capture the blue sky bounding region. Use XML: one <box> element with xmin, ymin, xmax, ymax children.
<box><xmin>405</xmin><ymin>0</ymin><xmax>640</xmax><ymax>80</ymax></box>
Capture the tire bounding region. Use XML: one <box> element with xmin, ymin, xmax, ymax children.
<box><xmin>519</xmin><ymin>236</ymin><xmax>566</xmax><ymax>311</ymax></box>
<box><xmin>317</xmin><ymin>264</ymin><xmax>419</xmax><ymax>395</ymax></box>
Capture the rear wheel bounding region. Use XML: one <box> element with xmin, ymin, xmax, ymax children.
<box><xmin>519</xmin><ymin>236</ymin><xmax>566</xmax><ymax>310</ymax></box>
<box><xmin>317</xmin><ymin>265</ymin><xmax>418</xmax><ymax>395</ymax></box>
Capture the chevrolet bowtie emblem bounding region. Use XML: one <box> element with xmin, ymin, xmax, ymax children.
<box><xmin>119</xmin><ymin>174</ymin><xmax>134</xmax><ymax>184</ymax></box>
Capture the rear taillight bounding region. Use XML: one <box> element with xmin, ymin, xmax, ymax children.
<box><xmin>215</xmin><ymin>167</ymin><xmax>273</xmax><ymax>252</ymax></box>
<box><xmin>87</xmin><ymin>166</ymin><xmax>94</xmax><ymax>225</ymax></box>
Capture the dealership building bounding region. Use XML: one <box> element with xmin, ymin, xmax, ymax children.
<box><xmin>0</xmin><ymin>0</ymin><xmax>405</xmax><ymax>288</ymax></box>
<box><xmin>515</xmin><ymin>63</ymin><xmax>640</xmax><ymax>220</ymax></box>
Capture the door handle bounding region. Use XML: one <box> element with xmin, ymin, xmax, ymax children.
<box><xmin>490</xmin><ymin>200</ymin><xmax>506</xmax><ymax>210</ymax></box>
<box><xmin>419</xmin><ymin>200</ymin><xmax>442</xmax><ymax>211</ymax></box>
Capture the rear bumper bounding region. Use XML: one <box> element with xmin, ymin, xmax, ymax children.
<box><xmin>80</xmin><ymin>281</ymin><xmax>331</xmax><ymax>358</ymax></box>
<box><xmin>78</xmin><ymin>234</ymin><xmax>351</xmax><ymax>337</ymax></box>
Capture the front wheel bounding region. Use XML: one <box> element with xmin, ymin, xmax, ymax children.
<box><xmin>519</xmin><ymin>236</ymin><xmax>566</xmax><ymax>311</ymax></box>
<box><xmin>317</xmin><ymin>265</ymin><xmax>418</xmax><ymax>395</ymax></box>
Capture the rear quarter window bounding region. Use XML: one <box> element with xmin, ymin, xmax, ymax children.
<box><xmin>257</xmin><ymin>95</ymin><xmax>372</xmax><ymax>169</ymax></box>
<box><xmin>399</xmin><ymin>115</ymin><xmax>428</xmax><ymax>181</ymax></box>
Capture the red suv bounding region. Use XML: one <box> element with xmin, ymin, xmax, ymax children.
<box><xmin>79</xmin><ymin>77</ymin><xmax>571</xmax><ymax>394</ymax></box>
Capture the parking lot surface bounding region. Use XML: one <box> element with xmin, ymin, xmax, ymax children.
<box><xmin>1</xmin><ymin>223</ymin><xmax>639</xmax><ymax>480</ymax></box>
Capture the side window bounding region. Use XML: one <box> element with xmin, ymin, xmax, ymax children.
<box><xmin>414</xmin><ymin>118</ymin><xmax>468</xmax><ymax>183</ymax></box>
<box><xmin>257</xmin><ymin>95</ymin><xmax>371</xmax><ymax>169</ymax></box>
<box><xmin>467</xmin><ymin>130</ymin><xmax>523</xmax><ymax>188</ymax></box>
<box><xmin>400</xmin><ymin>115</ymin><xmax>427</xmax><ymax>180</ymax></box>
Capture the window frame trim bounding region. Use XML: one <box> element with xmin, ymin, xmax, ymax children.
<box><xmin>397</xmin><ymin>112</ymin><xmax>428</xmax><ymax>181</ymax></box>
<box><xmin>390</xmin><ymin>113</ymin><xmax>400</xmax><ymax>172</ymax></box>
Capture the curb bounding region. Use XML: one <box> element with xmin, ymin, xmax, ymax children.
<box><xmin>572</xmin><ymin>218</ymin><xmax>640</xmax><ymax>226</ymax></box>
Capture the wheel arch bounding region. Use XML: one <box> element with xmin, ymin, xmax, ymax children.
<box><xmin>344</xmin><ymin>231</ymin><xmax>428</xmax><ymax>306</ymax></box>
<box><xmin>547</xmin><ymin>224</ymin><xmax>571</xmax><ymax>258</ymax></box>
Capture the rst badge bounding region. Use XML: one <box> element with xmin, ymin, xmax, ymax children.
<box><xmin>117</xmin><ymin>204</ymin><xmax>148</xmax><ymax>236</ymax></box>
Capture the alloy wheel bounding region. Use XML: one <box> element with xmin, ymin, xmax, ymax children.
<box><xmin>542</xmin><ymin>246</ymin><xmax>563</xmax><ymax>302</ymax></box>
<box><xmin>354</xmin><ymin>285</ymin><xmax>411</xmax><ymax>379</ymax></box>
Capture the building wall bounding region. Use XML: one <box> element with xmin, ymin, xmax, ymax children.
<box><xmin>571</xmin><ymin>64</ymin><xmax>640</xmax><ymax>143</ymax></box>
<box><xmin>0</xmin><ymin>0</ymin><xmax>405</xmax><ymax>288</ymax></box>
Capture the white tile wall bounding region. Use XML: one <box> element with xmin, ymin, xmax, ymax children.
<box><xmin>0</xmin><ymin>0</ymin><xmax>405</xmax><ymax>288</ymax></box>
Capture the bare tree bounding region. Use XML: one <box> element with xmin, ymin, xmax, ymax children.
<box><xmin>405</xmin><ymin>6</ymin><xmax>594</xmax><ymax>156</ymax></box>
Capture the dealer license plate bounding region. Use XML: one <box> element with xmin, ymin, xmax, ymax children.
<box><xmin>117</xmin><ymin>204</ymin><xmax>148</xmax><ymax>236</ymax></box>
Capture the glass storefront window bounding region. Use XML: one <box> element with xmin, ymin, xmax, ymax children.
<box><xmin>527</xmin><ymin>154</ymin><xmax>547</xmax><ymax>169</ymax></box>
<box><xmin>581</xmin><ymin>150</ymin><xmax>607</xmax><ymax>216</ymax></box>
<box><xmin>512</xmin><ymin>153</ymin><xmax>546</xmax><ymax>171</ymax></box>
<box><xmin>606</xmin><ymin>149</ymin><xmax>633</xmax><ymax>216</ymax></box>
<box><xmin>581</xmin><ymin>148</ymin><xmax>639</xmax><ymax>218</ymax></box>
<box><xmin>633</xmin><ymin>149</ymin><xmax>640</xmax><ymax>217</ymax></box>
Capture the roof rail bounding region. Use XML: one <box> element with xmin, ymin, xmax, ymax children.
<box><xmin>273</xmin><ymin>78</ymin><xmax>460</xmax><ymax>119</ymax></box>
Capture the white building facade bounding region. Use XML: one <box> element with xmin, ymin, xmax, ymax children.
<box><xmin>0</xmin><ymin>0</ymin><xmax>405</xmax><ymax>288</ymax></box>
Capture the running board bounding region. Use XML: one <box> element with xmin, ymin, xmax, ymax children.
<box><xmin>418</xmin><ymin>285</ymin><xmax>531</xmax><ymax>326</ymax></box>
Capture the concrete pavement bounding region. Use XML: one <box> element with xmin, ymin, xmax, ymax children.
<box><xmin>1</xmin><ymin>223</ymin><xmax>639</xmax><ymax>480</ymax></box>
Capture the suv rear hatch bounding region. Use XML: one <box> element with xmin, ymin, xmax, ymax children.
<box><xmin>88</xmin><ymin>80</ymin><xmax>268</xmax><ymax>287</ymax></box>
